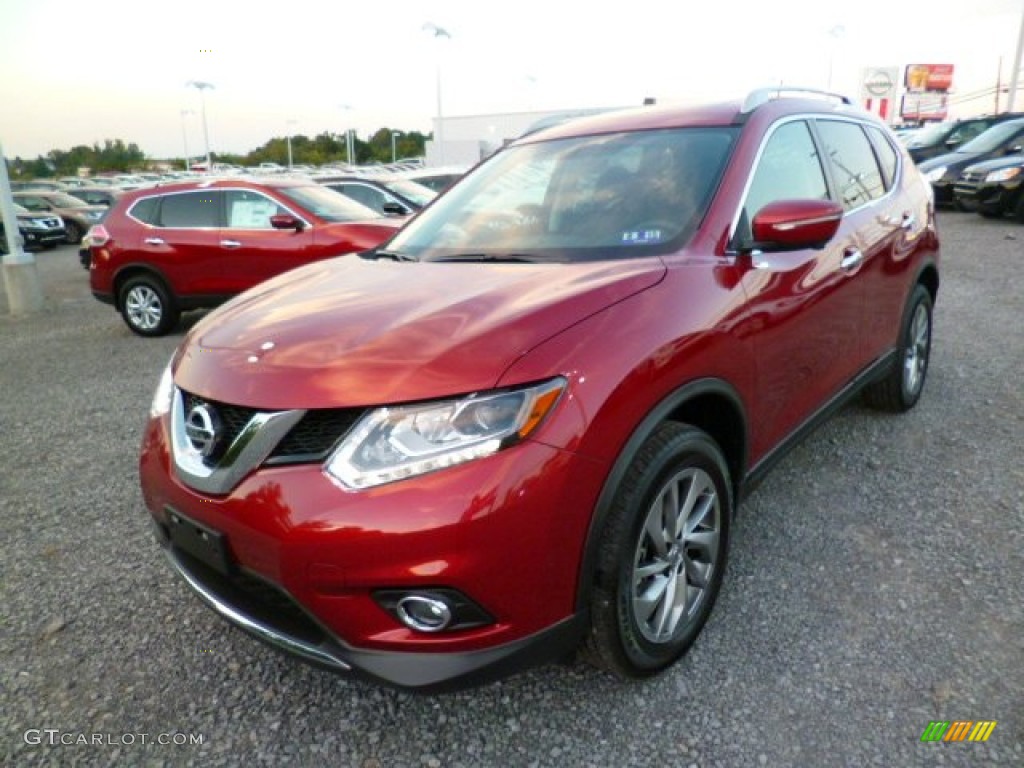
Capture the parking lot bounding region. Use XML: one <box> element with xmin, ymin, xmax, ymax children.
<box><xmin>1</xmin><ymin>211</ymin><xmax>1022</xmax><ymax>767</ymax></box>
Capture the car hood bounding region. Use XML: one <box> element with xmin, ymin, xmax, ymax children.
<box><xmin>175</xmin><ymin>256</ymin><xmax>666</xmax><ymax>408</ymax></box>
<box><xmin>918</xmin><ymin>151</ymin><xmax>985</xmax><ymax>172</ymax></box>
<box><xmin>962</xmin><ymin>155</ymin><xmax>1024</xmax><ymax>174</ymax></box>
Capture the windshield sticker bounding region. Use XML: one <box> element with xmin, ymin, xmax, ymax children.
<box><xmin>621</xmin><ymin>229</ymin><xmax>663</xmax><ymax>245</ymax></box>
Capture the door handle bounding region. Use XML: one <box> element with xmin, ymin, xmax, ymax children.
<box><xmin>221</xmin><ymin>240</ymin><xmax>242</xmax><ymax>248</ymax></box>
<box><xmin>840</xmin><ymin>248</ymin><xmax>863</xmax><ymax>271</ymax></box>
<box><xmin>144</xmin><ymin>237</ymin><xmax>165</xmax><ymax>245</ymax></box>
<box><xmin>900</xmin><ymin>212</ymin><xmax>916</xmax><ymax>230</ymax></box>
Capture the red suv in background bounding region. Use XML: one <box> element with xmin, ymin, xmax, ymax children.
<box><xmin>140</xmin><ymin>90</ymin><xmax>939</xmax><ymax>691</ymax></box>
<box><xmin>87</xmin><ymin>178</ymin><xmax>402</xmax><ymax>335</ymax></box>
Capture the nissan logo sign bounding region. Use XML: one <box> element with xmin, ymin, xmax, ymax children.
<box><xmin>184</xmin><ymin>403</ymin><xmax>221</xmax><ymax>459</ymax></box>
<box><xmin>864</xmin><ymin>70</ymin><xmax>894</xmax><ymax>97</ymax></box>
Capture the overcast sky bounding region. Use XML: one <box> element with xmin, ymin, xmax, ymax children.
<box><xmin>1</xmin><ymin>0</ymin><xmax>1022</xmax><ymax>160</ymax></box>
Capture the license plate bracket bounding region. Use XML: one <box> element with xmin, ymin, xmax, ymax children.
<box><xmin>166</xmin><ymin>508</ymin><xmax>233</xmax><ymax>575</ymax></box>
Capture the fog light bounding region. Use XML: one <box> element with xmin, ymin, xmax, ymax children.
<box><xmin>396</xmin><ymin>595</ymin><xmax>452</xmax><ymax>632</ymax></box>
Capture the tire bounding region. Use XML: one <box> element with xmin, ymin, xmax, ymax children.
<box><xmin>119</xmin><ymin>275</ymin><xmax>179</xmax><ymax>337</ymax></box>
<box><xmin>64</xmin><ymin>220</ymin><xmax>82</xmax><ymax>244</ymax></box>
<box><xmin>862</xmin><ymin>284</ymin><xmax>933</xmax><ymax>412</ymax></box>
<box><xmin>584</xmin><ymin>423</ymin><xmax>731</xmax><ymax>679</ymax></box>
<box><xmin>1014</xmin><ymin>192</ymin><xmax>1024</xmax><ymax>225</ymax></box>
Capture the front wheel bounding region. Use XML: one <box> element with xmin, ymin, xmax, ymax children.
<box><xmin>119</xmin><ymin>276</ymin><xmax>179</xmax><ymax>337</ymax></box>
<box><xmin>862</xmin><ymin>284</ymin><xmax>933</xmax><ymax>412</ymax></box>
<box><xmin>63</xmin><ymin>220</ymin><xmax>83</xmax><ymax>244</ymax></box>
<box><xmin>584</xmin><ymin>423</ymin><xmax>731</xmax><ymax>679</ymax></box>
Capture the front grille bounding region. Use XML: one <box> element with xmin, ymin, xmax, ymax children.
<box><xmin>181</xmin><ymin>389</ymin><xmax>364</xmax><ymax>466</ymax></box>
<box><xmin>269</xmin><ymin>409</ymin><xmax>364</xmax><ymax>463</ymax></box>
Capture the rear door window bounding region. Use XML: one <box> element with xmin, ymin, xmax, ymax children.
<box><xmin>866</xmin><ymin>126</ymin><xmax>899</xmax><ymax>190</ymax></box>
<box><xmin>157</xmin><ymin>191</ymin><xmax>222</xmax><ymax>228</ymax></box>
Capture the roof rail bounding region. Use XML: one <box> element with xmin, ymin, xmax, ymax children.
<box><xmin>741</xmin><ymin>87</ymin><xmax>853</xmax><ymax>114</ymax></box>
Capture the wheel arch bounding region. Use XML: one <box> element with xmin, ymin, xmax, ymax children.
<box><xmin>915</xmin><ymin>260</ymin><xmax>939</xmax><ymax>304</ymax></box>
<box><xmin>112</xmin><ymin>264</ymin><xmax>175</xmax><ymax>311</ymax></box>
<box><xmin>574</xmin><ymin>378</ymin><xmax>748</xmax><ymax>613</ymax></box>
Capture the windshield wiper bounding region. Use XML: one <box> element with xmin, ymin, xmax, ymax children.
<box><xmin>360</xmin><ymin>248</ymin><xmax>417</xmax><ymax>261</ymax></box>
<box><xmin>429</xmin><ymin>253</ymin><xmax>542</xmax><ymax>264</ymax></box>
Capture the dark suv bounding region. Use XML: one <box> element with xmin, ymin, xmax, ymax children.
<box><xmin>919</xmin><ymin>117</ymin><xmax>1024</xmax><ymax>205</ymax></box>
<box><xmin>905</xmin><ymin>113</ymin><xmax>1024</xmax><ymax>164</ymax></box>
<box><xmin>139</xmin><ymin>89</ymin><xmax>939</xmax><ymax>691</ymax></box>
<box><xmin>87</xmin><ymin>178</ymin><xmax>402</xmax><ymax>336</ymax></box>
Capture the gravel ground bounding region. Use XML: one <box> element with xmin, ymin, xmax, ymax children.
<box><xmin>2</xmin><ymin>212</ymin><xmax>1022</xmax><ymax>767</ymax></box>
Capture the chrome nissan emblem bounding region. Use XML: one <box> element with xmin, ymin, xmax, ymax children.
<box><xmin>184</xmin><ymin>403</ymin><xmax>221</xmax><ymax>458</ymax></box>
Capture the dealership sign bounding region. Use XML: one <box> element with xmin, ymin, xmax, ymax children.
<box><xmin>861</xmin><ymin>67</ymin><xmax>899</xmax><ymax>100</ymax></box>
<box><xmin>905</xmin><ymin>64</ymin><xmax>955</xmax><ymax>93</ymax></box>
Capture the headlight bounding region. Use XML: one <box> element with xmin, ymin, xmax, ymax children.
<box><xmin>149</xmin><ymin>356</ymin><xmax>175</xmax><ymax>417</ymax></box>
<box><xmin>325</xmin><ymin>378</ymin><xmax>566</xmax><ymax>489</ymax></box>
<box><xmin>924</xmin><ymin>166</ymin><xmax>948</xmax><ymax>183</ymax></box>
<box><xmin>985</xmin><ymin>167</ymin><xmax>1022</xmax><ymax>183</ymax></box>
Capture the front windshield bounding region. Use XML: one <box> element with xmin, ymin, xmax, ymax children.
<box><xmin>387</xmin><ymin>127</ymin><xmax>737</xmax><ymax>262</ymax></box>
<box><xmin>381</xmin><ymin>178</ymin><xmax>437</xmax><ymax>207</ymax></box>
<box><xmin>958</xmin><ymin>121</ymin><xmax>1024</xmax><ymax>154</ymax></box>
<box><xmin>278</xmin><ymin>184</ymin><xmax>383</xmax><ymax>222</ymax></box>
<box><xmin>906</xmin><ymin>122</ymin><xmax>952</xmax><ymax>148</ymax></box>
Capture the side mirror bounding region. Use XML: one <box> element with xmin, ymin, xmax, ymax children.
<box><xmin>270</xmin><ymin>214</ymin><xmax>305</xmax><ymax>231</ymax></box>
<box><xmin>945</xmin><ymin>137</ymin><xmax>961</xmax><ymax>148</ymax></box>
<box><xmin>1006</xmin><ymin>144</ymin><xmax>1023</xmax><ymax>155</ymax></box>
<box><xmin>750</xmin><ymin>199</ymin><xmax>843</xmax><ymax>251</ymax></box>
<box><xmin>382</xmin><ymin>201</ymin><xmax>407</xmax><ymax>216</ymax></box>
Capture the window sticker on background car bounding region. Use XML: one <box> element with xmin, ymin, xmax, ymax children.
<box><xmin>229</xmin><ymin>199</ymin><xmax>280</xmax><ymax>228</ymax></box>
<box><xmin>621</xmin><ymin>229</ymin><xmax>663</xmax><ymax>244</ymax></box>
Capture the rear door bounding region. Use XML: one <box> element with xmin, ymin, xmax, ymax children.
<box><xmin>146</xmin><ymin>189</ymin><xmax>226</xmax><ymax>297</ymax></box>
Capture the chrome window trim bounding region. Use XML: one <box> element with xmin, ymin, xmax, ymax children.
<box><xmin>726</xmin><ymin>114</ymin><xmax>903</xmax><ymax>253</ymax></box>
<box><xmin>126</xmin><ymin>187</ymin><xmax>312</xmax><ymax>231</ymax></box>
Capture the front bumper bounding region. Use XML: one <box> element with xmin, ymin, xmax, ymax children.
<box><xmin>140</xmin><ymin>409</ymin><xmax>604</xmax><ymax>690</ymax></box>
<box><xmin>159</xmin><ymin>537</ymin><xmax>582</xmax><ymax>691</ymax></box>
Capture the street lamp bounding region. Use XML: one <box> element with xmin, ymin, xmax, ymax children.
<box><xmin>186</xmin><ymin>80</ymin><xmax>214</xmax><ymax>172</ymax></box>
<box><xmin>339</xmin><ymin>104</ymin><xmax>354</xmax><ymax>166</ymax></box>
<box><xmin>825</xmin><ymin>24</ymin><xmax>845</xmax><ymax>91</ymax></box>
<box><xmin>286</xmin><ymin>119</ymin><xmax>297</xmax><ymax>170</ymax></box>
<box><xmin>180</xmin><ymin>109</ymin><xmax>194</xmax><ymax>172</ymax></box>
<box><xmin>391</xmin><ymin>129</ymin><xmax>403</xmax><ymax>163</ymax></box>
<box><xmin>423</xmin><ymin>22</ymin><xmax>451</xmax><ymax>165</ymax></box>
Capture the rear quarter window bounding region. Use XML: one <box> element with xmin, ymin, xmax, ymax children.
<box><xmin>129</xmin><ymin>196</ymin><xmax>160</xmax><ymax>225</ymax></box>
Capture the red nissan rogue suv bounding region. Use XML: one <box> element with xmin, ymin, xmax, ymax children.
<box><xmin>140</xmin><ymin>89</ymin><xmax>940</xmax><ymax>691</ymax></box>
<box><xmin>87</xmin><ymin>178</ymin><xmax>402</xmax><ymax>336</ymax></box>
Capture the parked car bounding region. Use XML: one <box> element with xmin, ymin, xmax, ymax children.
<box><xmin>12</xmin><ymin>191</ymin><xmax>107</xmax><ymax>244</ymax></box>
<box><xmin>10</xmin><ymin>180</ymin><xmax>68</xmax><ymax>192</ymax></box>
<box><xmin>905</xmin><ymin>114</ymin><xmax>1023</xmax><ymax>164</ymax></box>
<box><xmin>395</xmin><ymin>165</ymin><xmax>468</xmax><ymax>193</ymax></box>
<box><xmin>918</xmin><ymin>117</ymin><xmax>1024</xmax><ymax>205</ymax></box>
<box><xmin>65</xmin><ymin>186</ymin><xmax>124</xmax><ymax>208</ymax></box>
<box><xmin>138</xmin><ymin>89</ymin><xmax>939</xmax><ymax>691</ymax></box>
<box><xmin>953</xmin><ymin>155</ymin><xmax>1024</xmax><ymax>221</ymax></box>
<box><xmin>314</xmin><ymin>174</ymin><xmax>436</xmax><ymax>216</ymax></box>
<box><xmin>0</xmin><ymin>204</ymin><xmax>67</xmax><ymax>253</ymax></box>
<box><xmin>86</xmin><ymin>178</ymin><xmax>403</xmax><ymax>336</ymax></box>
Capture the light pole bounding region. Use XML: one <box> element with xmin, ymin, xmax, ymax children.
<box><xmin>186</xmin><ymin>80</ymin><xmax>214</xmax><ymax>172</ymax></box>
<box><xmin>825</xmin><ymin>24</ymin><xmax>845</xmax><ymax>91</ymax></box>
<box><xmin>1008</xmin><ymin>5</ymin><xmax>1024</xmax><ymax>112</ymax></box>
<box><xmin>423</xmin><ymin>22</ymin><xmax>451</xmax><ymax>165</ymax></box>
<box><xmin>339</xmin><ymin>104</ymin><xmax>354</xmax><ymax>166</ymax></box>
<box><xmin>286</xmin><ymin>119</ymin><xmax>297</xmax><ymax>170</ymax></box>
<box><xmin>180</xmin><ymin>110</ymin><xmax>194</xmax><ymax>172</ymax></box>
<box><xmin>391</xmin><ymin>129</ymin><xmax>403</xmax><ymax>163</ymax></box>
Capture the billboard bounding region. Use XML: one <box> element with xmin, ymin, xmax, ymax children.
<box><xmin>904</xmin><ymin>64</ymin><xmax>955</xmax><ymax>93</ymax></box>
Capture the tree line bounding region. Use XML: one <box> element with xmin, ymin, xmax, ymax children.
<box><xmin>8</xmin><ymin>130</ymin><xmax>429</xmax><ymax>178</ymax></box>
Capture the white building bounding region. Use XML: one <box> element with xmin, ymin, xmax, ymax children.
<box><xmin>424</xmin><ymin>107</ymin><xmax>632</xmax><ymax>167</ymax></box>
